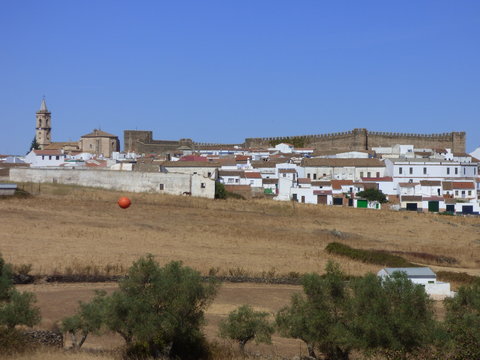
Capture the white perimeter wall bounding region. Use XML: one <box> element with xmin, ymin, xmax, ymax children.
<box><xmin>10</xmin><ymin>168</ymin><xmax>215</xmax><ymax>199</ymax></box>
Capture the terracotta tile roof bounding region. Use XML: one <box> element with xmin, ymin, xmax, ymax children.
<box><xmin>298</xmin><ymin>178</ymin><xmax>311</xmax><ymax>184</ymax></box>
<box><xmin>43</xmin><ymin>142</ymin><xmax>79</xmax><ymax>150</ymax></box>
<box><xmin>33</xmin><ymin>150</ymin><xmax>63</xmax><ymax>156</ymax></box>
<box><xmin>331</xmin><ymin>180</ymin><xmax>354</xmax><ymax>190</ymax></box>
<box><xmin>399</xmin><ymin>182</ymin><xmax>419</xmax><ymax>187</ymax></box>
<box><xmin>361</xmin><ymin>176</ymin><xmax>393</xmax><ymax>182</ymax></box>
<box><xmin>262</xmin><ymin>178</ymin><xmax>278</xmax><ymax>184</ymax></box>
<box><xmin>311</xmin><ymin>181</ymin><xmax>332</xmax><ymax>187</ymax></box>
<box><xmin>216</xmin><ymin>158</ymin><xmax>237</xmax><ymax>166</ymax></box>
<box><xmin>278</xmin><ymin>168</ymin><xmax>297</xmax><ymax>173</ymax></box>
<box><xmin>179</xmin><ymin>155</ymin><xmax>208</xmax><ymax>162</ymax></box>
<box><xmin>423</xmin><ymin>196</ymin><xmax>444</xmax><ymax>201</ymax></box>
<box><xmin>442</xmin><ymin>182</ymin><xmax>453</xmax><ymax>190</ymax></box>
<box><xmin>401</xmin><ymin>195</ymin><xmax>422</xmax><ymax>202</ymax></box>
<box><xmin>244</xmin><ymin>172</ymin><xmax>262</xmax><ymax>179</ymax></box>
<box><xmin>450</xmin><ymin>182</ymin><xmax>475</xmax><ymax>189</ymax></box>
<box><xmin>81</xmin><ymin>129</ymin><xmax>117</xmax><ymax>138</ymax></box>
<box><xmin>301</xmin><ymin>158</ymin><xmax>384</xmax><ymax>168</ymax></box>
<box><xmin>161</xmin><ymin>161</ymin><xmax>220</xmax><ymax>168</ymax></box>
<box><xmin>251</xmin><ymin>159</ymin><xmax>288</xmax><ymax>168</ymax></box>
<box><xmin>235</xmin><ymin>155</ymin><xmax>251</xmax><ymax>161</ymax></box>
<box><xmin>420</xmin><ymin>180</ymin><xmax>442</xmax><ymax>186</ymax></box>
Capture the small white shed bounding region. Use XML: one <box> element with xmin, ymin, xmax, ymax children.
<box><xmin>377</xmin><ymin>267</ymin><xmax>453</xmax><ymax>299</ymax></box>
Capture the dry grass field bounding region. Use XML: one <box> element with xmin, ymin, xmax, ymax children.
<box><xmin>1</xmin><ymin>182</ymin><xmax>476</xmax><ymax>359</ymax></box>
<box><xmin>1</xmin><ymin>182</ymin><xmax>479</xmax><ymax>278</ymax></box>
<box><xmin>15</xmin><ymin>282</ymin><xmax>303</xmax><ymax>358</ymax></box>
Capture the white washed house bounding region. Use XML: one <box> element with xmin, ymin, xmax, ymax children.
<box><xmin>24</xmin><ymin>150</ymin><xmax>66</xmax><ymax>167</ymax></box>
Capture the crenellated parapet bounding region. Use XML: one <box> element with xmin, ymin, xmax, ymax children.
<box><xmin>124</xmin><ymin>128</ymin><xmax>466</xmax><ymax>154</ymax></box>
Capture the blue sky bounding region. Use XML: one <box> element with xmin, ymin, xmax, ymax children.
<box><xmin>1</xmin><ymin>1</ymin><xmax>479</xmax><ymax>154</ymax></box>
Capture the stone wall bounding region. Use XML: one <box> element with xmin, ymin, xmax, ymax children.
<box><xmin>10</xmin><ymin>168</ymin><xmax>215</xmax><ymax>199</ymax></box>
<box><xmin>245</xmin><ymin>128</ymin><xmax>465</xmax><ymax>153</ymax></box>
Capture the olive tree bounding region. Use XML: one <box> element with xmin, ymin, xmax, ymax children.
<box><xmin>277</xmin><ymin>261</ymin><xmax>355</xmax><ymax>360</ymax></box>
<box><xmin>0</xmin><ymin>255</ymin><xmax>40</xmax><ymax>330</ymax></box>
<box><xmin>61</xmin><ymin>290</ymin><xmax>108</xmax><ymax>349</ymax></box>
<box><xmin>219</xmin><ymin>304</ymin><xmax>274</xmax><ymax>354</ymax></box>
<box><xmin>443</xmin><ymin>280</ymin><xmax>480</xmax><ymax>360</ymax></box>
<box><xmin>103</xmin><ymin>255</ymin><xmax>219</xmax><ymax>359</ymax></box>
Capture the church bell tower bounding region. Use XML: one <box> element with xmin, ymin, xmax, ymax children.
<box><xmin>35</xmin><ymin>98</ymin><xmax>52</xmax><ymax>149</ymax></box>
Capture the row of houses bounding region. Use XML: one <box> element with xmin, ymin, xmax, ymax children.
<box><xmin>4</xmin><ymin>142</ymin><xmax>480</xmax><ymax>212</ymax></box>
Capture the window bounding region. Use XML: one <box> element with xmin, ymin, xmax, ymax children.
<box><xmin>409</xmin><ymin>167</ymin><xmax>413</xmax><ymax>175</ymax></box>
<box><xmin>423</xmin><ymin>167</ymin><xmax>427</xmax><ymax>175</ymax></box>
<box><xmin>250</xmin><ymin>180</ymin><xmax>254</xmax><ymax>185</ymax></box>
<box><xmin>349</xmin><ymin>187</ymin><xmax>353</xmax><ymax>193</ymax></box>
<box><xmin>49</xmin><ymin>156</ymin><xmax>52</xmax><ymax>160</ymax></box>
<box><xmin>323</xmin><ymin>173</ymin><xmax>327</xmax><ymax>177</ymax></box>
<box><xmin>376</xmin><ymin>172</ymin><xmax>380</xmax><ymax>178</ymax></box>
<box><xmin>428</xmin><ymin>281</ymin><xmax>434</xmax><ymax>284</ymax></box>
<box><xmin>455</xmin><ymin>190</ymin><xmax>459</xmax><ymax>196</ymax></box>
<box><xmin>464</xmin><ymin>168</ymin><xmax>466</xmax><ymax>175</ymax></box>
<box><xmin>207</xmin><ymin>172</ymin><xmax>211</xmax><ymax>177</ymax></box>
<box><xmin>228</xmin><ymin>178</ymin><xmax>233</xmax><ymax>183</ymax></box>
<box><xmin>437</xmin><ymin>188</ymin><xmax>441</xmax><ymax>196</ymax></box>
<box><xmin>42</xmin><ymin>156</ymin><xmax>45</xmax><ymax>160</ymax></box>
<box><xmin>399</xmin><ymin>167</ymin><xmax>403</xmax><ymax>175</ymax></box>
<box><xmin>313</xmin><ymin>174</ymin><xmax>317</xmax><ymax>180</ymax></box>
<box><xmin>474</xmin><ymin>168</ymin><xmax>477</xmax><ymax>175</ymax></box>
<box><xmin>367</xmin><ymin>172</ymin><xmax>371</xmax><ymax>177</ymax></box>
<box><xmin>455</xmin><ymin>168</ymin><xmax>458</xmax><ymax>175</ymax></box>
<box><xmin>307</xmin><ymin>173</ymin><xmax>311</xmax><ymax>179</ymax></box>
<box><xmin>283</xmin><ymin>174</ymin><xmax>286</xmax><ymax>177</ymax></box>
<box><xmin>292</xmin><ymin>194</ymin><xmax>298</xmax><ymax>201</ymax></box>
<box><xmin>360</xmin><ymin>171</ymin><xmax>364</xmax><ymax>178</ymax></box>
<box><xmin>235</xmin><ymin>179</ymin><xmax>239</xmax><ymax>183</ymax></box>
<box><xmin>201</xmin><ymin>183</ymin><xmax>206</xmax><ymax>188</ymax></box>
<box><xmin>56</xmin><ymin>156</ymin><xmax>59</xmax><ymax>160</ymax></box>
<box><xmin>461</xmin><ymin>190</ymin><xmax>465</xmax><ymax>197</ymax></box>
<box><xmin>159</xmin><ymin>184</ymin><xmax>164</xmax><ymax>190</ymax></box>
<box><xmin>447</xmin><ymin>168</ymin><xmax>450</xmax><ymax>175</ymax></box>
<box><xmin>468</xmin><ymin>190</ymin><xmax>472</xmax><ymax>196</ymax></box>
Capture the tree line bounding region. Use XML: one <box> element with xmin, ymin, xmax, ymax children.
<box><xmin>1</xmin><ymin>254</ymin><xmax>479</xmax><ymax>359</ymax></box>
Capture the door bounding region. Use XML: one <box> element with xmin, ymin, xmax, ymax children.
<box><xmin>406</xmin><ymin>203</ymin><xmax>418</xmax><ymax>211</ymax></box>
<box><xmin>462</xmin><ymin>205</ymin><xmax>473</xmax><ymax>214</ymax></box>
<box><xmin>348</xmin><ymin>198</ymin><xmax>353</xmax><ymax>207</ymax></box>
<box><xmin>301</xmin><ymin>196</ymin><xmax>305</xmax><ymax>203</ymax></box>
<box><xmin>333</xmin><ymin>197</ymin><xmax>343</xmax><ymax>206</ymax></box>
<box><xmin>446</xmin><ymin>204</ymin><xmax>455</xmax><ymax>213</ymax></box>
<box><xmin>428</xmin><ymin>201</ymin><xmax>439</xmax><ymax>212</ymax></box>
<box><xmin>317</xmin><ymin>195</ymin><xmax>327</xmax><ymax>205</ymax></box>
<box><xmin>357</xmin><ymin>199</ymin><xmax>368</xmax><ymax>208</ymax></box>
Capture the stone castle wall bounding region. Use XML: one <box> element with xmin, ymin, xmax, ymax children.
<box><xmin>245</xmin><ymin>128</ymin><xmax>466</xmax><ymax>153</ymax></box>
<box><xmin>125</xmin><ymin>129</ymin><xmax>466</xmax><ymax>154</ymax></box>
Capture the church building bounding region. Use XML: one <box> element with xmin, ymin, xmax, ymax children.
<box><xmin>34</xmin><ymin>98</ymin><xmax>120</xmax><ymax>157</ymax></box>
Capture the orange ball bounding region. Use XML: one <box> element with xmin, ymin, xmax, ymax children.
<box><xmin>118</xmin><ymin>197</ymin><xmax>131</xmax><ymax>209</ymax></box>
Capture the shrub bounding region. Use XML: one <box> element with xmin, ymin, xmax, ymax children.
<box><xmin>325</xmin><ymin>242</ymin><xmax>415</xmax><ymax>267</ymax></box>
<box><xmin>219</xmin><ymin>305</ymin><xmax>274</xmax><ymax>354</ymax></box>
<box><xmin>103</xmin><ymin>256</ymin><xmax>219</xmax><ymax>359</ymax></box>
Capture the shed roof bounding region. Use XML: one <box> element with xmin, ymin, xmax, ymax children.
<box><xmin>382</xmin><ymin>267</ymin><xmax>436</xmax><ymax>278</ymax></box>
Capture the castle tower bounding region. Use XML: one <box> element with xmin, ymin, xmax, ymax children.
<box><xmin>35</xmin><ymin>98</ymin><xmax>52</xmax><ymax>149</ymax></box>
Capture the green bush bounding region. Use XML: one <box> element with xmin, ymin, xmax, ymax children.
<box><xmin>325</xmin><ymin>242</ymin><xmax>415</xmax><ymax>267</ymax></box>
<box><xmin>219</xmin><ymin>305</ymin><xmax>274</xmax><ymax>354</ymax></box>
